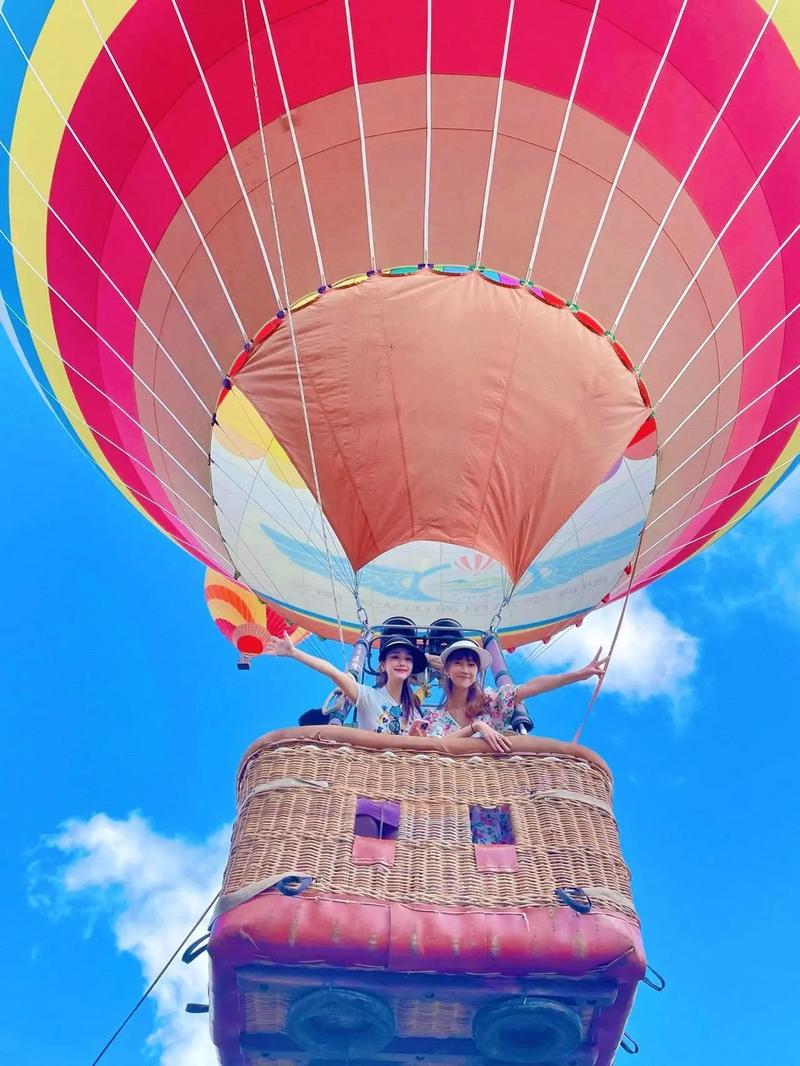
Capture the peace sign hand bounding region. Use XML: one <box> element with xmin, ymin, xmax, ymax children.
<box><xmin>573</xmin><ymin>647</ymin><xmax>610</xmax><ymax>681</ymax></box>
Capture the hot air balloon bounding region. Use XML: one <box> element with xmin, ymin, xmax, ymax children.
<box><xmin>1</xmin><ymin>0</ymin><xmax>797</xmax><ymax>1062</ymax></box>
<box><xmin>204</xmin><ymin>567</ymin><xmax>309</xmax><ymax>667</ymax></box>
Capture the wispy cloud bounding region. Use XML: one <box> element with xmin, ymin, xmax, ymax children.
<box><xmin>513</xmin><ymin>592</ymin><xmax>700</xmax><ymax>726</ymax></box>
<box><xmin>30</xmin><ymin>814</ymin><xmax>228</xmax><ymax>1066</ymax></box>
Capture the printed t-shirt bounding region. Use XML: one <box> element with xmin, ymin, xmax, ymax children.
<box><xmin>354</xmin><ymin>684</ymin><xmax>420</xmax><ymax>735</ymax></box>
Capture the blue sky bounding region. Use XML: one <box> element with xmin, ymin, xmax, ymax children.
<box><xmin>2</xmin><ymin>338</ymin><xmax>800</xmax><ymax>1066</ymax></box>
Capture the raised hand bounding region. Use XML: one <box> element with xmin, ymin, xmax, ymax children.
<box><xmin>573</xmin><ymin>646</ymin><xmax>610</xmax><ymax>681</ymax></box>
<box><xmin>263</xmin><ymin>634</ymin><xmax>295</xmax><ymax>657</ymax></box>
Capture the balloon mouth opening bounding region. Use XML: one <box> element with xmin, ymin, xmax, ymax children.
<box><xmin>217</xmin><ymin>263</ymin><xmax>648</xmax><ymax>408</ymax></box>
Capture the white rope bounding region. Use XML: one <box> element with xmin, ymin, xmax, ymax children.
<box><xmin>525</xmin><ymin>0</ymin><xmax>601</xmax><ymax>283</ymax></box>
<box><xmin>571</xmin><ymin>528</ymin><xmax>645</xmax><ymax>744</ymax></box>
<box><xmin>653</xmin><ymin>407</ymin><xmax>800</xmax><ymax>528</ymax></box>
<box><xmin>0</xmin><ymin>141</ymin><xmax>213</xmax><ymax>412</ymax></box>
<box><xmin>1</xmin><ymin>209</ymin><xmax>350</xmax><ymax>591</ymax></box>
<box><xmin>80</xmin><ymin>0</ymin><xmax>251</xmax><ymax>339</ymax></box>
<box><xmin>343</xmin><ymin>0</ymin><xmax>376</xmax><ymax>272</ymax></box>
<box><xmin>475</xmin><ymin>0</ymin><xmax>516</xmax><ymax>267</ymax></box>
<box><xmin>571</xmin><ymin>0</ymin><xmax>689</xmax><ymax>304</ymax></box>
<box><xmin>612</xmin><ymin>0</ymin><xmax>781</xmax><ymax>332</ymax></box>
<box><xmin>0</xmin><ymin>170</ymin><xmax>345</xmax><ymax>588</ymax></box>
<box><xmin>0</xmin><ymin>10</ymin><xmax>225</xmax><ymax>374</ymax></box>
<box><xmin>2</xmin><ymin>25</ymin><xmax>351</xmax><ymax>590</ymax></box>
<box><xmin>662</xmin><ymin>360</ymin><xmax>800</xmax><ymax>492</ymax></box>
<box><xmin>639</xmin><ymin>114</ymin><xmax>800</xmax><ymax>370</ymax></box>
<box><xmin>248</xmin><ymin>0</ymin><xmax>355</xmax><ymax>656</ymax></box>
<box><xmin>2</xmin><ymin>295</ymin><xmax>210</xmax><ymax>497</ymax></box>
<box><xmin>2</xmin><ymin>289</ymin><xmax>340</xmax><ymax>616</ymax></box>
<box><xmin>636</xmin><ymin>450</ymin><xmax>799</xmax><ymax>570</ymax></box>
<box><xmin>239</xmin><ymin>0</ymin><xmax>358</xmax><ymax>603</ymax></box>
<box><xmin>80</xmin><ymin>0</ymin><xmax>342</xmax><ymax>578</ymax></box>
<box><xmin>255</xmin><ymin>0</ymin><xmax>326</xmax><ymax>287</ymax></box>
<box><xmin>659</xmin><ymin>302</ymin><xmax>800</xmax><ymax>450</ymax></box>
<box><xmin>656</xmin><ymin>220</ymin><xmax>800</xmax><ymax>408</ymax></box>
<box><xmin>168</xmin><ymin>0</ymin><xmax>280</xmax><ymax>306</ymax></box>
<box><xmin>423</xmin><ymin>0</ymin><xmax>433</xmax><ymax>265</ymax></box>
<box><xmin>0</xmin><ymin>224</ymin><xmax>210</xmax><ymax>422</ymax></box>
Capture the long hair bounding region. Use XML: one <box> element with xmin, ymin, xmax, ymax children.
<box><xmin>441</xmin><ymin>675</ymin><xmax>485</xmax><ymax>720</ymax></box>
<box><xmin>375</xmin><ymin>667</ymin><xmax>421</xmax><ymax>721</ymax></box>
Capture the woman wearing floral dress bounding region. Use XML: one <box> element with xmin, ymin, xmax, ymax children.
<box><xmin>413</xmin><ymin>639</ymin><xmax>608</xmax><ymax>842</ymax></box>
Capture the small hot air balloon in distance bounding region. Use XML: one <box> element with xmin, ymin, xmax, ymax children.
<box><xmin>204</xmin><ymin>569</ymin><xmax>308</xmax><ymax>669</ymax></box>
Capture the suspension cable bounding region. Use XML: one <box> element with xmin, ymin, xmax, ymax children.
<box><xmin>638</xmin><ymin>115</ymin><xmax>799</xmax><ymax>371</ymax></box>
<box><xmin>89</xmin><ymin>890</ymin><xmax>221</xmax><ymax>1065</ymax></box>
<box><xmin>612</xmin><ymin>0</ymin><xmax>781</xmax><ymax>332</ymax></box>
<box><xmin>525</xmin><ymin>0</ymin><xmax>600</xmax><ymax>283</ymax></box>
<box><xmin>572</xmin><ymin>0</ymin><xmax>688</xmax><ymax>304</ymax></box>
<box><xmin>343</xmin><ymin>0</ymin><xmax>377</xmax><ymax>272</ymax></box>
<box><xmin>475</xmin><ymin>0</ymin><xmax>516</xmax><ymax>267</ymax></box>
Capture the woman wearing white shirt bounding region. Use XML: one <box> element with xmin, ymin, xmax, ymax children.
<box><xmin>264</xmin><ymin>633</ymin><xmax>427</xmax><ymax>735</ymax></box>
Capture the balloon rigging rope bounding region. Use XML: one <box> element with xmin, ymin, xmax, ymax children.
<box><xmin>0</xmin><ymin>12</ymin><xmax>227</xmax><ymax>377</ymax></box>
<box><xmin>344</xmin><ymin>0</ymin><xmax>377</xmax><ymax>273</ymax></box>
<box><xmin>167</xmin><ymin>0</ymin><xmax>281</xmax><ymax>305</ymax></box>
<box><xmin>524</xmin><ymin>0</ymin><xmax>601</xmax><ymax>284</ymax></box>
<box><xmin>240</xmin><ymin>4</ymin><xmax>351</xmax><ymax>656</ymax></box>
<box><xmin>634</xmin><ymin>449</ymin><xmax>799</xmax><ymax>575</ymax></box>
<box><xmin>571</xmin><ymin>0</ymin><xmax>689</xmax><ymax>305</ymax></box>
<box><xmin>638</xmin><ymin>115</ymin><xmax>800</xmax><ymax>372</ymax></box>
<box><xmin>256</xmin><ymin>0</ymin><xmax>327</xmax><ymax>288</ymax></box>
<box><xmin>6</xmin><ymin>296</ymin><xmax>333</xmax><ymax>658</ymax></box>
<box><xmin>602</xmin><ymin>413</ymin><xmax>800</xmax><ymax>600</ymax></box>
<box><xmin>82</xmin><ymin>0</ymin><xmax>343</xmax><ymax>582</ymax></box>
<box><xmin>661</xmin><ymin>356</ymin><xmax>800</xmax><ymax>493</ymax></box>
<box><xmin>88</xmin><ymin>890</ymin><xmax>221</xmax><ymax>1066</ymax></box>
<box><xmin>571</xmin><ymin>529</ymin><xmax>645</xmax><ymax>744</ymax></box>
<box><xmin>1</xmin><ymin>294</ymin><xmax>332</xmax><ymax>660</ymax></box>
<box><xmin>475</xmin><ymin>0</ymin><xmax>516</xmax><ymax>268</ymax></box>
<box><xmin>2</xmin><ymin>6</ymin><xmax>353</xmax><ymax>595</ymax></box>
<box><xmin>0</xmin><ymin>193</ymin><xmax>350</xmax><ymax>591</ymax></box>
<box><xmin>654</xmin><ymin>406</ymin><xmax>800</xmax><ymax>526</ymax></box>
<box><xmin>651</xmin><ymin>223</ymin><xmax>800</xmax><ymax>407</ymax></box>
<box><xmin>423</xmin><ymin>0</ymin><xmax>433</xmax><ymax>264</ymax></box>
<box><xmin>233</xmin><ymin>0</ymin><xmax>355</xmax><ymax>593</ymax></box>
<box><xmin>80</xmin><ymin>0</ymin><xmax>250</xmax><ymax>341</ymax></box>
<box><xmin>612</xmin><ymin>0</ymin><xmax>781</xmax><ymax>334</ymax></box>
<box><xmin>659</xmin><ymin>302</ymin><xmax>800</xmax><ymax>450</ymax></box>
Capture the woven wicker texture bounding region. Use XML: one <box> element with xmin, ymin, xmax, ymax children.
<box><xmin>224</xmin><ymin>740</ymin><xmax>636</xmax><ymax>917</ymax></box>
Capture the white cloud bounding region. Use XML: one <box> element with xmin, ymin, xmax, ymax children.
<box><xmin>759</xmin><ymin>466</ymin><xmax>800</xmax><ymax>526</ymax></box>
<box><xmin>31</xmin><ymin>814</ymin><xmax>229</xmax><ymax>1066</ymax></box>
<box><xmin>513</xmin><ymin>591</ymin><xmax>700</xmax><ymax>725</ymax></box>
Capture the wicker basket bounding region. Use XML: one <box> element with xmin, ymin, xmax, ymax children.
<box><xmin>224</xmin><ymin>728</ymin><xmax>636</xmax><ymax>918</ymax></box>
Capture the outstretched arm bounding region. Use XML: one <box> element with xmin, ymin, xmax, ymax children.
<box><xmin>514</xmin><ymin>647</ymin><xmax>609</xmax><ymax>702</ymax></box>
<box><xmin>264</xmin><ymin>635</ymin><xmax>360</xmax><ymax>703</ymax></box>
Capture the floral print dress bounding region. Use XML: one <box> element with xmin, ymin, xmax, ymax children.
<box><xmin>423</xmin><ymin>685</ymin><xmax>517</xmax><ymax>845</ymax></box>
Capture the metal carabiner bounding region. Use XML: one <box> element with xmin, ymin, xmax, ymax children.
<box><xmin>554</xmin><ymin>886</ymin><xmax>592</xmax><ymax>914</ymax></box>
<box><xmin>620</xmin><ymin>1031</ymin><xmax>640</xmax><ymax>1054</ymax></box>
<box><xmin>642</xmin><ymin>963</ymin><xmax>666</xmax><ymax>991</ymax></box>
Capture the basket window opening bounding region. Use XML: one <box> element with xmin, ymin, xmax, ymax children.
<box><xmin>354</xmin><ymin>798</ymin><xmax>400</xmax><ymax>840</ymax></box>
<box><xmin>470</xmin><ymin>805</ymin><xmax>519</xmax><ymax>872</ymax></box>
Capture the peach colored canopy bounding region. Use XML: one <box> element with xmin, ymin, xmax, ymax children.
<box><xmin>236</xmin><ymin>271</ymin><xmax>646</xmax><ymax>582</ymax></box>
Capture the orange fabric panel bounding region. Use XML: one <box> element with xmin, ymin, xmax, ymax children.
<box><xmin>237</xmin><ymin>271</ymin><xmax>647</xmax><ymax>581</ymax></box>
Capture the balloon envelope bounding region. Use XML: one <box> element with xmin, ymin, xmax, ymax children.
<box><xmin>1</xmin><ymin>0</ymin><xmax>798</xmax><ymax>644</ymax></box>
